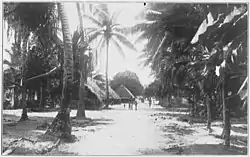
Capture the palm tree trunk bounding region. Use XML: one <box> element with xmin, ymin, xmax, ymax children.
<box><xmin>105</xmin><ymin>39</ymin><xmax>110</xmax><ymax>108</ymax></box>
<box><xmin>76</xmin><ymin>2</ymin><xmax>86</xmax><ymax>119</ymax></box>
<box><xmin>221</xmin><ymin>79</ymin><xmax>231</xmax><ymax>147</ymax></box>
<box><xmin>20</xmin><ymin>32</ymin><xmax>30</xmax><ymax>121</ymax></box>
<box><xmin>46</xmin><ymin>3</ymin><xmax>73</xmax><ymax>139</ymax></box>
<box><xmin>206</xmin><ymin>94</ymin><xmax>212</xmax><ymax>132</ymax></box>
<box><xmin>39</xmin><ymin>86</ymin><xmax>43</xmax><ymax>109</ymax></box>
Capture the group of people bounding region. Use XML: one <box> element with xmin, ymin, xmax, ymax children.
<box><xmin>123</xmin><ymin>97</ymin><xmax>153</xmax><ymax>110</ymax></box>
<box><xmin>124</xmin><ymin>98</ymin><xmax>138</xmax><ymax>110</ymax></box>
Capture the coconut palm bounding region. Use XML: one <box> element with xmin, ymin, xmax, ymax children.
<box><xmin>4</xmin><ymin>2</ymin><xmax>74</xmax><ymax>138</ymax></box>
<box><xmin>134</xmin><ymin>3</ymin><xmax>248</xmax><ymax>147</ymax></box>
<box><xmin>4</xmin><ymin>3</ymin><xmax>59</xmax><ymax>120</ymax></box>
<box><xmin>75</xmin><ymin>2</ymin><xmax>87</xmax><ymax>119</ymax></box>
<box><xmin>82</xmin><ymin>4</ymin><xmax>137</xmax><ymax>108</ymax></box>
<box><xmin>131</xmin><ymin>3</ymin><xmax>204</xmax><ymax>109</ymax></box>
<box><xmin>45</xmin><ymin>3</ymin><xmax>74</xmax><ymax>138</ymax></box>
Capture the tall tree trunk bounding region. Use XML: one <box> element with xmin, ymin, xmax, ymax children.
<box><xmin>20</xmin><ymin>32</ymin><xmax>30</xmax><ymax>121</ymax></box>
<box><xmin>191</xmin><ymin>94</ymin><xmax>195</xmax><ymax>117</ymax></box>
<box><xmin>39</xmin><ymin>86</ymin><xmax>43</xmax><ymax>109</ymax></box>
<box><xmin>206</xmin><ymin>94</ymin><xmax>212</xmax><ymax>132</ymax></box>
<box><xmin>76</xmin><ymin>2</ymin><xmax>86</xmax><ymax>119</ymax></box>
<box><xmin>221</xmin><ymin>79</ymin><xmax>231</xmax><ymax>147</ymax></box>
<box><xmin>13</xmin><ymin>87</ymin><xmax>18</xmax><ymax>109</ymax></box>
<box><xmin>105</xmin><ymin>39</ymin><xmax>110</xmax><ymax>108</ymax></box>
<box><xmin>46</xmin><ymin>3</ymin><xmax>73</xmax><ymax>139</ymax></box>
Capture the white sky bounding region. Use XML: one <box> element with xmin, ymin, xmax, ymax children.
<box><xmin>2</xmin><ymin>3</ymin><xmax>154</xmax><ymax>86</ymax></box>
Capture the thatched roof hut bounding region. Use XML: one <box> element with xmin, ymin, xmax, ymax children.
<box><xmin>94</xmin><ymin>80</ymin><xmax>120</xmax><ymax>100</ymax></box>
<box><xmin>115</xmin><ymin>85</ymin><xmax>135</xmax><ymax>99</ymax></box>
<box><xmin>82</xmin><ymin>78</ymin><xmax>120</xmax><ymax>109</ymax></box>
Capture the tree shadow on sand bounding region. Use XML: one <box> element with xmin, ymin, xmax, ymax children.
<box><xmin>182</xmin><ymin>144</ymin><xmax>247</xmax><ymax>155</ymax></box>
<box><xmin>3</xmin><ymin>113</ymin><xmax>114</xmax><ymax>155</ymax></box>
<box><xmin>231</xmin><ymin>125</ymin><xmax>248</xmax><ymax>134</ymax></box>
<box><xmin>213</xmin><ymin>134</ymin><xmax>248</xmax><ymax>148</ymax></box>
<box><xmin>140</xmin><ymin>144</ymin><xmax>247</xmax><ymax>155</ymax></box>
<box><xmin>160</xmin><ymin>123</ymin><xmax>196</xmax><ymax>136</ymax></box>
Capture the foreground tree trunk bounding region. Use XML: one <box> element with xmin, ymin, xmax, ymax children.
<box><xmin>13</xmin><ymin>87</ymin><xmax>18</xmax><ymax>108</ymax></box>
<box><xmin>206</xmin><ymin>94</ymin><xmax>212</xmax><ymax>132</ymax></box>
<box><xmin>46</xmin><ymin>3</ymin><xmax>74</xmax><ymax>139</ymax></box>
<box><xmin>221</xmin><ymin>79</ymin><xmax>231</xmax><ymax>147</ymax></box>
<box><xmin>76</xmin><ymin>2</ymin><xmax>86</xmax><ymax>119</ymax></box>
<box><xmin>20</xmin><ymin>32</ymin><xmax>30</xmax><ymax>121</ymax></box>
<box><xmin>105</xmin><ymin>40</ymin><xmax>110</xmax><ymax>108</ymax></box>
<box><xmin>39</xmin><ymin>86</ymin><xmax>43</xmax><ymax>109</ymax></box>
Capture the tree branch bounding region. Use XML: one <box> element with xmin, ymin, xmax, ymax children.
<box><xmin>26</xmin><ymin>66</ymin><xmax>59</xmax><ymax>82</ymax></box>
<box><xmin>4</xmin><ymin>66</ymin><xmax>59</xmax><ymax>88</ymax></box>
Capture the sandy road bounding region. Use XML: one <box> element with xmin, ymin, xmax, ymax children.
<box><xmin>58</xmin><ymin>103</ymin><xmax>166</xmax><ymax>155</ymax></box>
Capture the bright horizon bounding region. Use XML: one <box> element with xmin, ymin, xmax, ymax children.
<box><xmin>3</xmin><ymin>3</ymin><xmax>154</xmax><ymax>86</ymax></box>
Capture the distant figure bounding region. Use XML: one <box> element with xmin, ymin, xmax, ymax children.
<box><xmin>148</xmin><ymin>98</ymin><xmax>152</xmax><ymax>108</ymax></box>
<box><xmin>129</xmin><ymin>102</ymin><xmax>132</xmax><ymax>110</ymax></box>
<box><xmin>134</xmin><ymin>99</ymin><xmax>138</xmax><ymax>111</ymax></box>
<box><xmin>124</xmin><ymin>103</ymin><xmax>126</xmax><ymax>109</ymax></box>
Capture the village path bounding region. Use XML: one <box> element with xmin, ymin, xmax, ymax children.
<box><xmin>3</xmin><ymin>101</ymin><xmax>247</xmax><ymax>155</ymax></box>
<box><xmin>57</xmin><ymin>102</ymin><xmax>168</xmax><ymax>155</ymax></box>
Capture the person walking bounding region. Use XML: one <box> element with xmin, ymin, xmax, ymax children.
<box><xmin>148</xmin><ymin>97</ymin><xmax>152</xmax><ymax>108</ymax></box>
<box><xmin>134</xmin><ymin>99</ymin><xmax>138</xmax><ymax>111</ymax></box>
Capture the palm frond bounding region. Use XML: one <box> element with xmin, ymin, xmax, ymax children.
<box><xmin>130</xmin><ymin>20</ymin><xmax>157</xmax><ymax>34</ymax></box>
<box><xmin>111</xmin><ymin>37</ymin><xmax>125</xmax><ymax>59</ymax></box>
<box><xmin>111</xmin><ymin>32</ymin><xmax>137</xmax><ymax>52</ymax></box>
<box><xmin>93</xmin><ymin>5</ymin><xmax>110</xmax><ymax>23</ymax></box>
<box><xmin>85</xmin><ymin>27</ymin><xmax>98</xmax><ymax>34</ymax></box>
<box><xmin>98</xmin><ymin>37</ymin><xmax>106</xmax><ymax>53</ymax></box>
<box><xmin>82</xmin><ymin>13</ymin><xmax>103</xmax><ymax>27</ymax></box>
<box><xmin>111</xmin><ymin>9</ymin><xmax>123</xmax><ymax>24</ymax></box>
<box><xmin>88</xmin><ymin>30</ymin><xmax>104</xmax><ymax>43</ymax></box>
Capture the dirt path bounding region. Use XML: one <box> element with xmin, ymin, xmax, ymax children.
<box><xmin>56</xmin><ymin>103</ymin><xmax>166</xmax><ymax>155</ymax></box>
<box><xmin>3</xmin><ymin>103</ymin><xmax>247</xmax><ymax>155</ymax></box>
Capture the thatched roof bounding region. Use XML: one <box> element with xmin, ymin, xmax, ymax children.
<box><xmin>84</xmin><ymin>78</ymin><xmax>120</xmax><ymax>101</ymax></box>
<box><xmin>85</xmin><ymin>78</ymin><xmax>105</xmax><ymax>102</ymax></box>
<box><xmin>115</xmin><ymin>85</ymin><xmax>135</xmax><ymax>99</ymax></box>
<box><xmin>95</xmin><ymin>80</ymin><xmax>121</xmax><ymax>100</ymax></box>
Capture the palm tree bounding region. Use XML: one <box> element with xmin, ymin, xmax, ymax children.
<box><xmin>75</xmin><ymin>2</ymin><xmax>87</xmax><ymax>119</ymax></box>
<box><xmin>134</xmin><ymin>3</ymin><xmax>247</xmax><ymax>147</ymax></box>
<box><xmin>131</xmin><ymin>3</ymin><xmax>203</xmax><ymax>108</ymax></box>
<box><xmin>4</xmin><ymin>2</ymin><xmax>74</xmax><ymax>137</ymax></box>
<box><xmin>4</xmin><ymin>3</ymin><xmax>59</xmax><ymax>120</ymax></box>
<box><xmin>45</xmin><ymin>3</ymin><xmax>74</xmax><ymax>138</ymax></box>
<box><xmin>82</xmin><ymin>4</ymin><xmax>137</xmax><ymax>108</ymax></box>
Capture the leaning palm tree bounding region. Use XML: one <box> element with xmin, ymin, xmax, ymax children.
<box><xmin>82</xmin><ymin>4</ymin><xmax>137</xmax><ymax>108</ymax></box>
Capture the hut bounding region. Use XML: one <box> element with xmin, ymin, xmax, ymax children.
<box><xmin>83</xmin><ymin>78</ymin><xmax>106</xmax><ymax>110</ymax></box>
<box><xmin>115</xmin><ymin>85</ymin><xmax>135</xmax><ymax>103</ymax></box>
<box><xmin>81</xmin><ymin>78</ymin><xmax>120</xmax><ymax>109</ymax></box>
<box><xmin>94</xmin><ymin>79</ymin><xmax>121</xmax><ymax>105</ymax></box>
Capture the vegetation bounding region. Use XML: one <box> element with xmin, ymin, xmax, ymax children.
<box><xmin>81</xmin><ymin>4</ymin><xmax>137</xmax><ymax>108</ymax></box>
<box><xmin>134</xmin><ymin>3</ymin><xmax>247</xmax><ymax>147</ymax></box>
<box><xmin>110</xmin><ymin>70</ymin><xmax>144</xmax><ymax>96</ymax></box>
<box><xmin>3</xmin><ymin>2</ymin><xmax>247</xmax><ymax>154</ymax></box>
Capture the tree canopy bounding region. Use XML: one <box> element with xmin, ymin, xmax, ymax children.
<box><xmin>110</xmin><ymin>70</ymin><xmax>144</xmax><ymax>96</ymax></box>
